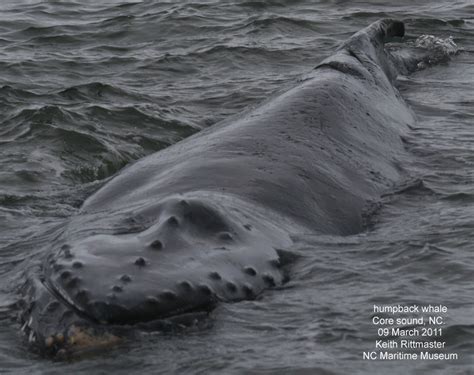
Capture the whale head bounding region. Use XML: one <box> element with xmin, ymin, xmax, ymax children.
<box><xmin>19</xmin><ymin>194</ymin><xmax>289</xmax><ymax>357</ymax></box>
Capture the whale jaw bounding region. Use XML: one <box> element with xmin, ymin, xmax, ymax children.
<box><xmin>20</xmin><ymin>196</ymin><xmax>287</xmax><ymax>357</ymax></box>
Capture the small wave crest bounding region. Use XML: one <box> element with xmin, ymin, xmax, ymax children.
<box><xmin>57</xmin><ymin>81</ymin><xmax>142</xmax><ymax>103</ymax></box>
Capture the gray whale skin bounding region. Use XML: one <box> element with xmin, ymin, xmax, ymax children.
<box><xmin>18</xmin><ymin>19</ymin><xmax>434</xmax><ymax>357</ymax></box>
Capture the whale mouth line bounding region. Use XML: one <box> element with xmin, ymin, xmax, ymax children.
<box><xmin>19</xmin><ymin>274</ymin><xmax>217</xmax><ymax>358</ymax></box>
<box><xmin>41</xmin><ymin>276</ymin><xmax>100</xmax><ymax>325</ymax></box>
<box><xmin>41</xmin><ymin>272</ymin><xmax>216</xmax><ymax>328</ymax></box>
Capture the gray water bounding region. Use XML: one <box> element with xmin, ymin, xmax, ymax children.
<box><xmin>0</xmin><ymin>1</ymin><xmax>473</xmax><ymax>374</ymax></box>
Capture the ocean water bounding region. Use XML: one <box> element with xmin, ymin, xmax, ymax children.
<box><xmin>0</xmin><ymin>1</ymin><xmax>472</xmax><ymax>374</ymax></box>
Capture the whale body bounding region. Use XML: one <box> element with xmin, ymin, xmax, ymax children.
<box><xmin>19</xmin><ymin>19</ymin><xmax>433</xmax><ymax>356</ymax></box>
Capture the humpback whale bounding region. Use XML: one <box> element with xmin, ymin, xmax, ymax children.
<box><xmin>18</xmin><ymin>19</ymin><xmax>438</xmax><ymax>357</ymax></box>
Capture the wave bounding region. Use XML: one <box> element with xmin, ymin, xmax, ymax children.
<box><xmin>0</xmin><ymin>85</ymin><xmax>43</xmax><ymax>101</ymax></box>
<box><xmin>441</xmin><ymin>191</ymin><xmax>474</xmax><ymax>202</ymax></box>
<box><xmin>407</xmin><ymin>17</ymin><xmax>465</xmax><ymax>27</ymax></box>
<box><xmin>0</xmin><ymin>101</ymin><xmax>196</xmax><ymax>184</ymax></box>
<box><xmin>25</xmin><ymin>33</ymin><xmax>85</xmax><ymax>45</ymax></box>
<box><xmin>0</xmin><ymin>105</ymin><xmax>75</xmax><ymax>144</ymax></box>
<box><xmin>82</xmin><ymin>104</ymin><xmax>195</xmax><ymax>133</ymax></box>
<box><xmin>237</xmin><ymin>15</ymin><xmax>322</xmax><ymax>33</ymax></box>
<box><xmin>56</xmin><ymin>81</ymin><xmax>143</xmax><ymax>102</ymax></box>
<box><xmin>97</xmin><ymin>14</ymin><xmax>136</xmax><ymax>27</ymax></box>
<box><xmin>342</xmin><ymin>12</ymin><xmax>391</xmax><ymax>21</ymax></box>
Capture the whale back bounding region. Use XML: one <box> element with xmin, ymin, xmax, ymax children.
<box><xmin>81</xmin><ymin>20</ymin><xmax>414</xmax><ymax>235</ymax></box>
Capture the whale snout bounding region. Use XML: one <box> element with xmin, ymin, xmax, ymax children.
<box><xmin>42</xmin><ymin>197</ymin><xmax>284</xmax><ymax>327</ymax></box>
